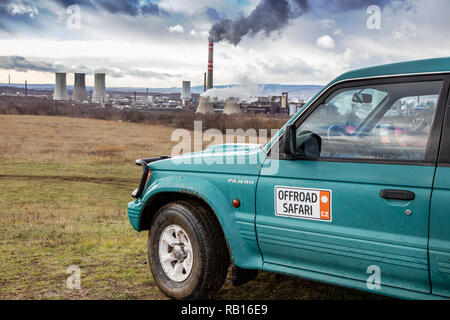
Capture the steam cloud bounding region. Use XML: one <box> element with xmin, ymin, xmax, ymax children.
<box><xmin>209</xmin><ymin>0</ymin><xmax>392</xmax><ymax>45</ymax></box>
<box><xmin>201</xmin><ymin>76</ymin><xmax>262</xmax><ymax>103</ymax></box>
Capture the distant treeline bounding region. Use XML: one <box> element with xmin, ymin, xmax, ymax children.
<box><xmin>0</xmin><ymin>96</ymin><xmax>287</xmax><ymax>133</ymax></box>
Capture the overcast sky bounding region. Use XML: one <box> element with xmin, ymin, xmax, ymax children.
<box><xmin>0</xmin><ymin>0</ymin><xmax>449</xmax><ymax>88</ymax></box>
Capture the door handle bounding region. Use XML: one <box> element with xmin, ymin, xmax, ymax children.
<box><xmin>380</xmin><ymin>189</ymin><xmax>415</xmax><ymax>201</ymax></box>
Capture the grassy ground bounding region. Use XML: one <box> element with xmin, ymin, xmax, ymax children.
<box><xmin>0</xmin><ymin>115</ymin><xmax>381</xmax><ymax>300</ymax></box>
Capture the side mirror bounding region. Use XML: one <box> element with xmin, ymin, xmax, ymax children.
<box><xmin>283</xmin><ymin>124</ymin><xmax>296</xmax><ymax>156</ymax></box>
<box><xmin>283</xmin><ymin>125</ymin><xmax>322</xmax><ymax>159</ymax></box>
<box><xmin>296</xmin><ymin>131</ymin><xmax>322</xmax><ymax>158</ymax></box>
<box><xmin>352</xmin><ymin>93</ymin><xmax>373</xmax><ymax>104</ymax></box>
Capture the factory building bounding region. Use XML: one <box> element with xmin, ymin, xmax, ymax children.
<box><xmin>281</xmin><ymin>92</ymin><xmax>288</xmax><ymax>109</ymax></box>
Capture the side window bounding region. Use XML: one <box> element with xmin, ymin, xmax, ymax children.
<box><xmin>438</xmin><ymin>84</ymin><xmax>450</xmax><ymax>165</ymax></box>
<box><xmin>296</xmin><ymin>80</ymin><xmax>443</xmax><ymax>162</ymax></box>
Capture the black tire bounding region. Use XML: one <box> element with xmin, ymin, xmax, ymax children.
<box><xmin>148</xmin><ymin>200</ymin><xmax>229</xmax><ymax>299</ymax></box>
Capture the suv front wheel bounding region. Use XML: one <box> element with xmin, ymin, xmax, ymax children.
<box><xmin>148</xmin><ymin>201</ymin><xmax>229</xmax><ymax>299</ymax></box>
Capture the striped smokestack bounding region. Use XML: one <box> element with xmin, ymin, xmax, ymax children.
<box><xmin>207</xmin><ymin>40</ymin><xmax>214</xmax><ymax>89</ymax></box>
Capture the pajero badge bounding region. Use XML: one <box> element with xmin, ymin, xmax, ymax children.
<box><xmin>275</xmin><ymin>186</ymin><xmax>332</xmax><ymax>222</ymax></box>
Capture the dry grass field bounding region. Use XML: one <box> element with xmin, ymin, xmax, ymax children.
<box><xmin>0</xmin><ymin>114</ymin><xmax>381</xmax><ymax>300</ymax></box>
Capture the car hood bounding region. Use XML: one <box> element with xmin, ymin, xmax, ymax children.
<box><xmin>148</xmin><ymin>144</ymin><xmax>266</xmax><ymax>175</ymax></box>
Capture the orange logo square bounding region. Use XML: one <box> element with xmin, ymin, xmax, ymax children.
<box><xmin>319</xmin><ymin>191</ymin><xmax>331</xmax><ymax>220</ymax></box>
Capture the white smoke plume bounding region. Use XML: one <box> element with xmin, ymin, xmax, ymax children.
<box><xmin>200</xmin><ymin>76</ymin><xmax>263</xmax><ymax>103</ymax></box>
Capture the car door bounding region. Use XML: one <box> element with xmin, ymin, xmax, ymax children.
<box><xmin>256</xmin><ymin>75</ymin><xmax>449</xmax><ymax>294</ymax></box>
<box><xmin>429</xmin><ymin>80</ymin><xmax>450</xmax><ymax>298</ymax></box>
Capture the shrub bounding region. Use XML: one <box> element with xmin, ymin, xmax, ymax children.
<box><xmin>0</xmin><ymin>96</ymin><xmax>288</xmax><ymax>133</ymax></box>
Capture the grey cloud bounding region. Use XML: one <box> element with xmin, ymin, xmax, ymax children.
<box><xmin>0</xmin><ymin>55</ymin><xmax>180</xmax><ymax>80</ymax></box>
<box><xmin>53</xmin><ymin>0</ymin><xmax>93</xmax><ymax>8</ymax></box>
<box><xmin>0</xmin><ymin>0</ymin><xmax>38</xmax><ymax>14</ymax></box>
<box><xmin>54</xmin><ymin>0</ymin><xmax>167</xmax><ymax>16</ymax></box>
<box><xmin>141</xmin><ymin>2</ymin><xmax>165</xmax><ymax>16</ymax></box>
<box><xmin>209</xmin><ymin>0</ymin><xmax>308</xmax><ymax>45</ymax></box>
<box><xmin>209</xmin><ymin>0</ymin><xmax>400</xmax><ymax>45</ymax></box>
<box><xmin>203</xmin><ymin>7</ymin><xmax>223</xmax><ymax>22</ymax></box>
<box><xmin>0</xmin><ymin>55</ymin><xmax>57</xmax><ymax>72</ymax></box>
<box><xmin>95</xmin><ymin>1</ymin><xmax>139</xmax><ymax>16</ymax></box>
<box><xmin>0</xmin><ymin>0</ymin><xmax>39</xmax><ymax>27</ymax></box>
<box><xmin>313</xmin><ymin>0</ymin><xmax>392</xmax><ymax>12</ymax></box>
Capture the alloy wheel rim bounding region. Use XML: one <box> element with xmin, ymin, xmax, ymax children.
<box><xmin>158</xmin><ymin>224</ymin><xmax>193</xmax><ymax>282</ymax></box>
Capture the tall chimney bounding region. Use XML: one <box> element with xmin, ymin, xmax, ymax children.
<box><xmin>25</xmin><ymin>80</ymin><xmax>27</xmax><ymax>97</ymax></box>
<box><xmin>207</xmin><ymin>40</ymin><xmax>214</xmax><ymax>90</ymax></box>
<box><xmin>203</xmin><ymin>72</ymin><xmax>207</xmax><ymax>92</ymax></box>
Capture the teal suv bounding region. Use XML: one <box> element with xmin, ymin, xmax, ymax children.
<box><xmin>128</xmin><ymin>57</ymin><xmax>450</xmax><ymax>300</ymax></box>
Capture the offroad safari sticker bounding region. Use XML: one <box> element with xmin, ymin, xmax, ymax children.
<box><xmin>275</xmin><ymin>186</ymin><xmax>332</xmax><ymax>222</ymax></box>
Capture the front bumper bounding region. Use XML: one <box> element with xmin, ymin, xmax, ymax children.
<box><xmin>128</xmin><ymin>156</ymin><xmax>170</xmax><ymax>231</ymax></box>
<box><xmin>127</xmin><ymin>200</ymin><xmax>145</xmax><ymax>231</ymax></box>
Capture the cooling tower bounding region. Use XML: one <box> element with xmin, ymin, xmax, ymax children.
<box><xmin>196</xmin><ymin>96</ymin><xmax>214</xmax><ymax>114</ymax></box>
<box><xmin>72</xmin><ymin>73</ymin><xmax>87</xmax><ymax>101</ymax></box>
<box><xmin>53</xmin><ymin>73</ymin><xmax>68</xmax><ymax>100</ymax></box>
<box><xmin>92</xmin><ymin>73</ymin><xmax>107</xmax><ymax>102</ymax></box>
<box><xmin>181</xmin><ymin>81</ymin><xmax>192</xmax><ymax>100</ymax></box>
<box><xmin>207</xmin><ymin>40</ymin><xmax>214</xmax><ymax>89</ymax></box>
<box><xmin>223</xmin><ymin>97</ymin><xmax>241</xmax><ymax>115</ymax></box>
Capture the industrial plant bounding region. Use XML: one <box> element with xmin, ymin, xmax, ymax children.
<box><xmin>1</xmin><ymin>40</ymin><xmax>306</xmax><ymax>116</ymax></box>
<box><xmin>195</xmin><ymin>39</ymin><xmax>304</xmax><ymax>116</ymax></box>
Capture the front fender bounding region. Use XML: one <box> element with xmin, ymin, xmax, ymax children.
<box><xmin>129</xmin><ymin>173</ymin><xmax>262</xmax><ymax>269</ymax></box>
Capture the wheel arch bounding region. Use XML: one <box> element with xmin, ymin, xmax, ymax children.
<box><xmin>141</xmin><ymin>191</ymin><xmax>232</xmax><ymax>258</ymax></box>
<box><xmin>137</xmin><ymin>175</ymin><xmax>263</xmax><ymax>269</ymax></box>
